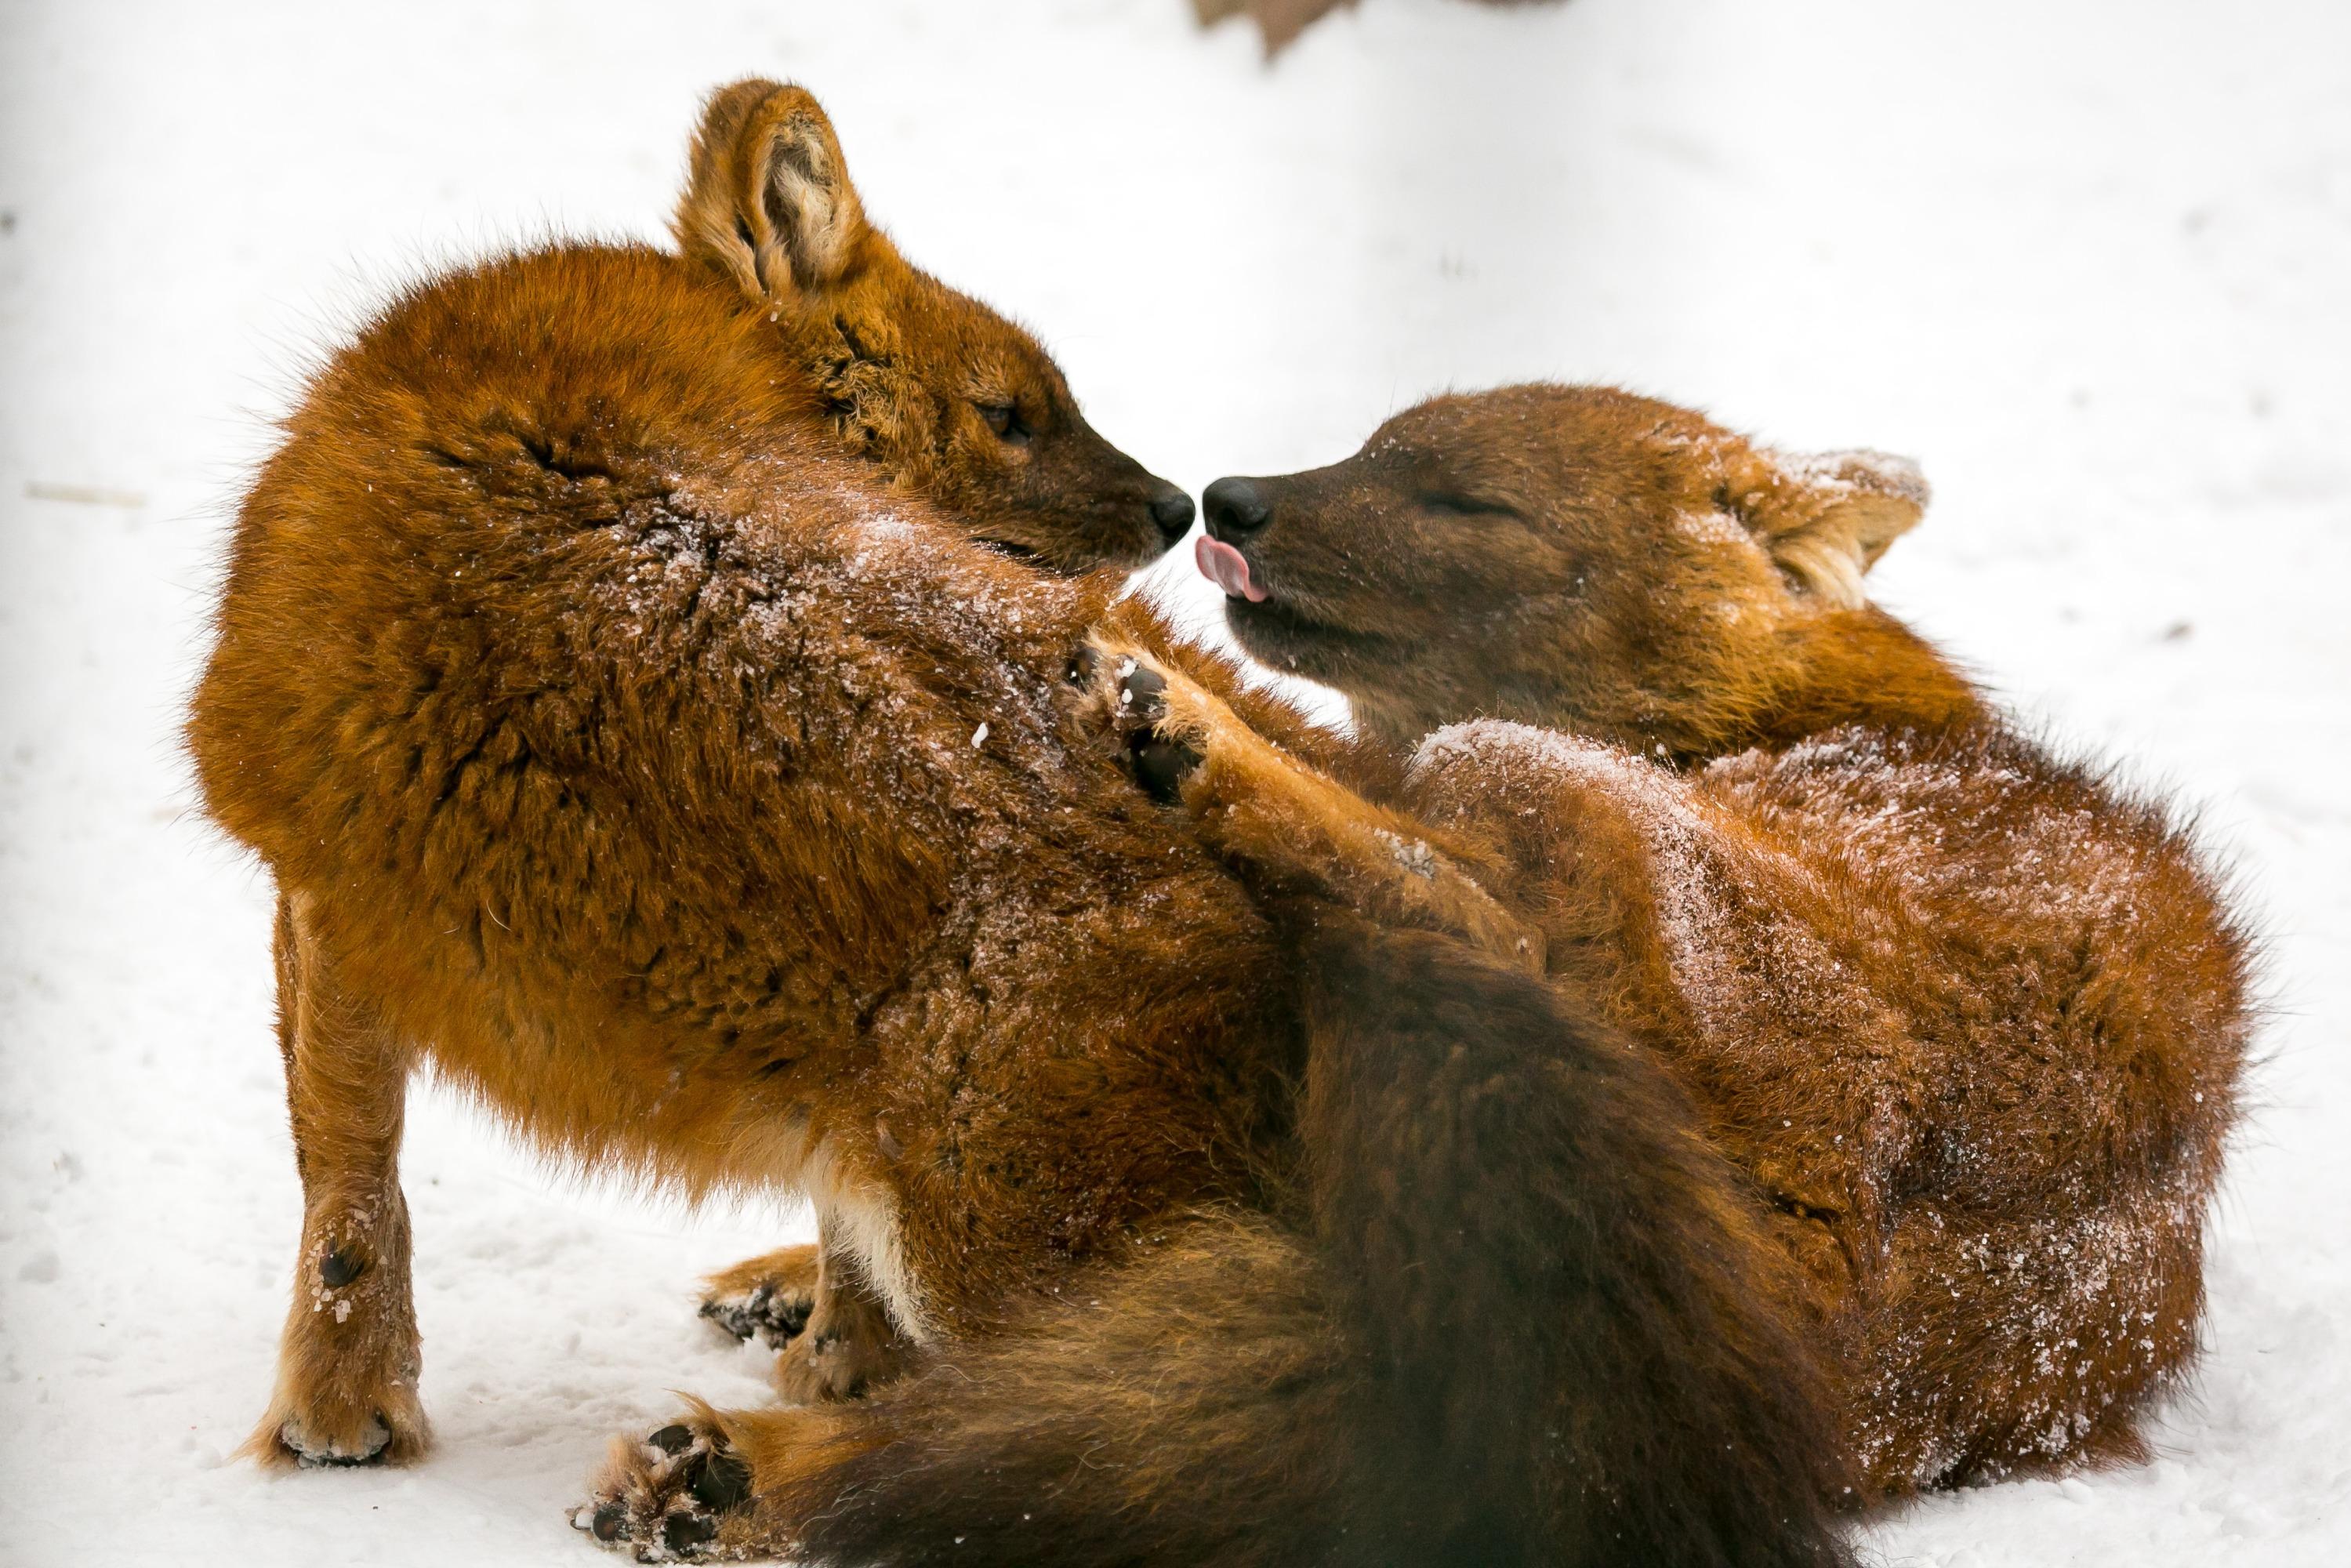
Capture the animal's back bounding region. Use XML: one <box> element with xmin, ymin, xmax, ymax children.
<box><xmin>1702</xmin><ymin>724</ymin><xmax>2248</xmax><ymax>1208</ymax></box>
<box><xmin>1415</xmin><ymin>717</ymin><xmax>2246</xmax><ymax>1203</ymax></box>
<box><xmin>1700</xmin><ymin>724</ymin><xmax>2251</xmax><ymax>1483</ymax></box>
<box><xmin>189</xmin><ymin>244</ymin><xmax>1290</xmax><ymax>1320</ymax></box>
<box><xmin>1406</xmin><ymin>713</ymin><xmax>2251</xmax><ymax>1488</ymax></box>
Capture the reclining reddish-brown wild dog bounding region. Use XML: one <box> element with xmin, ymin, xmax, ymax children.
<box><xmin>190</xmin><ymin>82</ymin><xmax>1852</xmax><ymax>1566</ymax></box>
<box><xmin>1094</xmin><ymin>384</ymin><xmax>2252</xmax><ymax>1496</ymax></box>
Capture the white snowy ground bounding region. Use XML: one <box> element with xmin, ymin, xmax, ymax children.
<box><xmin>2</xmin><ymin>0</ymin><xmax>2345</xmax><ymax>1561</ymax></box>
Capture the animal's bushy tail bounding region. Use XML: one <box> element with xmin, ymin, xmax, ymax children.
<box><xmin>1301</xmin><ymin>916</ymin><xmax>1853</xmax><ymax>1567</ymax></box>
<box><xmin>772</xmin><ymin>917</ymin><xmax>1854</xmax><ymax>1566</ymax></box>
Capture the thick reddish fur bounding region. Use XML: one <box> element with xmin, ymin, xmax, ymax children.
<box><xmin>189</xmin><ymin>85</ymin><xmax>1852</xmax><ymax>1566</ymax></box>
<box><xmin>1154</xmin><ymin>384</ymin><xmax>2254</xmax><ymax>1493</ymax></box>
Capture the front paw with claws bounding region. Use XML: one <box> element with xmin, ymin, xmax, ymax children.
<box><xmin>1067</xmin><ymin>642</ymin><xmax>1207</xmax><ymax>804</ymax></box>
<box><xmin>1065</xmin><ymin>639</ymin><xmax>1548</xmax><ymax>973</ymax></box>
<box><xmin>700</xmin><ymin>1279</ymin><xmax>813</xmax><ymax>1350</ymax></box>
<box><xmin>575</xmin><ymin>1414</ymin><xmax>754</xmax><ymax>1562</ymax></box>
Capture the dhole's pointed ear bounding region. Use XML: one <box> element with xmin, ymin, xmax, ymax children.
<box><xmin>1721</xmin><ymin>448</ymin><xmax>1929</xmax><ymax>609</ymax></box>
<box><xmin>674</xmin><ymin>79</ymin><xmax>870</xmax><ymax>303</ymax></box>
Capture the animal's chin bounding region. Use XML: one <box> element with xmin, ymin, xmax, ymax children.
<box><xmin>971</xmin><ymin>532</ymin><xmax>1163</xmax><ymax>578</ymax></box>
<box><xmin>1224</xmin><ymin>591</ymin><xmax>1360</xmax><ymax>674</ymax></box>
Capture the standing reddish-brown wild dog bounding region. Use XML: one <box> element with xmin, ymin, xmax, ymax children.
<box><xmin>189</xmin><ymin>85</ymin><xmax>1855</xmax><ymax>1565</ymax></box>
<box><xmin>1106</xmin><ymin>383</ymin><xmax>2254</xmax><ymax>1497</ymax></box>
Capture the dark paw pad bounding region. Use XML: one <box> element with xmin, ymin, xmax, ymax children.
<box><xmin>663</xmin><ymin>1512</ymin><xmax>720</xmax><ymax>1554</ymax></box>
<box><xmin>699</xmin><ymin>1281</ymin><xmax>812</xmax><ymax>1348</ymax></box>
<box><xmin>575</xmin><ymin>1421</ymin><xmax>756</xmax><ymax>1561</ymax></box>
<box><xmin>1117</xmin><ymin>660</ymin><xmax>1168</xmax><ymax>717</ymax></box>
<box><xmin>589</xmin><ymin>1501</ymin><xmax>628</xmax><ymax>1543</ymax></box>
<box><xmin>689</xmin><ymin>1447</ymin><xmax>753</xmax><ymax>1512</ymax></box>
<box><xmin>1130</xmin><ymin>734</ymin><xmax>1199</xmax><ymax>804</ymax></box>
<box><xmin>1115</xmin><ymin>662</ymin><xmax>1201</xmax><ymax>804</ymax></box>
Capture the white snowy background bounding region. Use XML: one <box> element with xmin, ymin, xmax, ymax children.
<box><xmin>2</xmin><ymin>0</ymin><xmax>2346</xmax><ymax>1562</ymax></box>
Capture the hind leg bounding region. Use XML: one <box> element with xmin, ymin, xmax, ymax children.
<box><xmin>701</xmin><ymin>1226</ymin><xmax>912</xmax><ymax>1402</ymax></box>
<box><xmin>576</xmin><ymin>1399</ymin><xmax>878</xmax><ymax>1560</ymax></box>
<box><xmin>1851</xmin><ymin>1179</ymin><xmax>2206</xmax><ymax>1495</ymax></box>
<box><xmin>242</xmin><ymin>891</ymin><xmax>428</xmax><ymax>1467</ymax></box>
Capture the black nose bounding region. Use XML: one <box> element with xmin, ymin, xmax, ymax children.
<box><xmin>1203</xmin><ymin>477</ymin><xmax>1271</xmax><ymax>539</ymax></box>
<box><xmin>1148</xmin><ymin>487</ymin><xmax>1195</xmax><ymax>543</ymax></box>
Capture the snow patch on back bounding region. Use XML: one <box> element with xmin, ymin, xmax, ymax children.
<box><xmin>1413</xmin><ymin>720</ymin><xmax>1756</xmax><ymax>1037</ymax></box>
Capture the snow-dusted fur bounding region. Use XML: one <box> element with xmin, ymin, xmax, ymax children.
<box><xmin>1177</xmin><ymin>384</ymin><xmax>2255</xmax><ymax>1494</ymax></box>
<box><xmin>1406</xmin><ymin>717</ymin><xmax>2247</xmax><ymax>1490</ymax></box>
<box><xmin>187</xmin><ymin>88</ymin><xmax>1856</xmax><ymax>1563</ymax></box>
<box><xmin>739</xmin><ymin>918</ymin><xmax>1852</xmax><ymax>1568</ymax></box>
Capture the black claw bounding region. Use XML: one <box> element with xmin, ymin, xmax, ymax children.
<box><xmin>663</xmin><ymin>1510</ymin><xmax>720</xmax><ymax>1554</ymax></box>
<box><xmin>591</xmin><ymin>1502</ymin><xmax>628</xmax><ymax>1542</ymax></box>
<box><xmin>320</xmin><ymin>1245</ymin><xmax>364</xmax><ymax>1288</ymax></box>
<box><xmin>647</xmin><ymin>1423</ymin><xmax>695</xmax><ymax>1456</ymax></box>
<box><xmin>691</xmin><ymin>1448</ymin><xmax>754</xmax><ymax>1514</ymax></box>
<box><xmin>701</xmin><ymin>1282</ymin><xmax>813</xmax><ymax>1347</ymax></box>
<box><xmin>698</xmin><ymin>1290</ymin><xmax>763</xmax><ymax>1343</ymax></box>
<box><xmin>1131</xmin><ymin>735</ymin><xmax>1199</xmax><ymax>804</ymax></box>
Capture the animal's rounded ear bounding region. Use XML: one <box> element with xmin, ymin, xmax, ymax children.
<box><xmin>673</xmin><ymin>79</ymin><xmax>870</xmax><ymax>303</ymax></box>
<box><xmin>1720</xmin><ymin>447</ymin><xmax>1929</xmax><ymax>608</ymax></box>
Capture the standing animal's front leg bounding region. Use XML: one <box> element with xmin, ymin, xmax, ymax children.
<box><xmin>241</xmin><ymin>891</ymin><xmax>428</xmax><ymax>1466</ymax></box>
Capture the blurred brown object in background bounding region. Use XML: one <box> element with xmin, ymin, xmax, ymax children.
<box><xmin>1195</xmin><ymin>0</ymin><xmax>1561</xmax><ymax>56</ymax></box>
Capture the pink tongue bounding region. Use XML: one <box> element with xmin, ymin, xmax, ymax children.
<box><xmin>1195</xmin><ymin>535</ymin><xmax>1268</xmax><ymax>603</ymax></box>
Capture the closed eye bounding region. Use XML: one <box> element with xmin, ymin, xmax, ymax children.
<box><xmin>1418</xmin><ymin>492</ymin><xmax>1515</xmax><ymax>518</ymax></box>
<box><xmin>977</xmin><ymin>402</ymin><xmax>1034</xmax><ymax>447</ymax></box>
